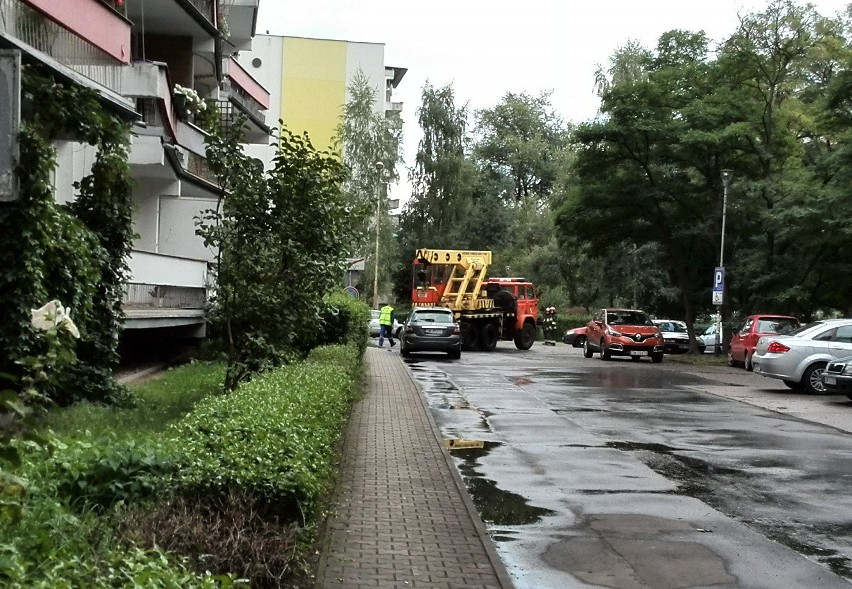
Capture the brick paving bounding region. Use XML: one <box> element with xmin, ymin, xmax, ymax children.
<box><xmin>314</xmin><ymin>346</ymin><xmax>512</xmax><ymax>589</ymax></box>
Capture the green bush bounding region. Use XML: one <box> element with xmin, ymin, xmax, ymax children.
<box><xmin>1</xmin><ymin>444</ymin><xmax>237</xmax><ymax>589</ymax></box>
<box><xmin>306</xmin><ymin>292</ymin><xmax>369</xmax><ymax>354</ymax></box>
<box><xmin>46</xmin><ymin>436</ymin><xmax>174</xmax><ymax>512</ymax></box>
<box><xmin>169</xmin><ymin>344</ymin><xmax>359</xmax><ymax>517</ymax></box>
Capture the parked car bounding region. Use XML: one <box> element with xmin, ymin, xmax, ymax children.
<box><xmin>368</xmin><ymin>309</ymin><xmax>403</xmax><ymax>339</ymax></box>
<box><xmin>699</xmin><ymin>323</ymin><xmax>723</xmax><ymax>353</ymax></box>
<box><xmin>562</xmin><ymin>326</ymin><xmax>587</xmax><ymax>347</ymax></box>
<box><xmin>400</xmin><ymin>306</ymin><xmax>462</xmax><ymax>359</ymax></box>
<box><xmin>652</xmin><ymin>319</ymin><xmax>706</xmax><ymax>354</ymax></box>
<box><xmin>822</xmin><ymin>354</ymin><xmax>852</xmax><ymax>400</ymax></box>
<box><xmin>729</xmin><ymin>314</ymin><xmax>800</xmax><ymax>371</ymax></box>
<box><xmin>584</xmin><ymin>308</ymin><xmax>665</xmax><ymax>363</ymax></box>
<box><xmin>752</xmin><ymin>318</ymin><xmax>852</xmax><ymax>394</ymax></box>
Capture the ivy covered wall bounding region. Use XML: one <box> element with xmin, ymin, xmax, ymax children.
<box><xmin>0</xmin><ymin>65</ymin><xmax>134</xmax><ymax>405</ymax></box>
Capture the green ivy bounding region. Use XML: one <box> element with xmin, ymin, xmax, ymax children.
<box><xmin>0</xmin><ymin>65</ymin><xmax>133</xmax><ymax>406</ymax></box>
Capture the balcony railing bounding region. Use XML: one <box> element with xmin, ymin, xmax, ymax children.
<box><xmin>185</xmin><ymin>0</ymin><xmax>215</xmax><ymax>24</ymax></box>
<box><xmin>123</xmin><ymin>283</ymin><xmax>206</xmax><ymax>310</ymax></box>
<box><xmin>184</xmin><ymin>150</ymin><xmax>218</xmax><ymax>186</ymax></box>
<box><xmin>1</xmin><ymin>0</ymin><xmax>127</xmax><ymax>88</ymax></box>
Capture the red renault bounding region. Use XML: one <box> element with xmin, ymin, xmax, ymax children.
<box><xmin>583</xmin><ymin>308</ymin><xmax>665</xmax><ymax>363</ymax></box>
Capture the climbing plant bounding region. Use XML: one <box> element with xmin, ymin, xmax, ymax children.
<box><xmin>0</xmin><ymin>64</ymin><xmax>134</xmax><ymax>406</ymax></box>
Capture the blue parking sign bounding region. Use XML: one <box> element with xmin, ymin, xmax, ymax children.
<box><xmin>712</xmin><ymin>267</ymin><xmax>725</xmax><ymax>292</ymax></box>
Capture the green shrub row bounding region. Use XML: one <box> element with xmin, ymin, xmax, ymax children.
<box><xmin>169</xmin><ymin>343</ymin><xmax>361</xmax><ymax>518</ymax></box>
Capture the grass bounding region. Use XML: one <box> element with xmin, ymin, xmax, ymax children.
<box><xmin>665</xmin><ymin>352</ymin><xmax>729</xmax><ymax>366</ymax></box>
<box><xmin>41</xmin><ymin>361</ymin><xmax>226</xmax><ymax>440</ymax></box>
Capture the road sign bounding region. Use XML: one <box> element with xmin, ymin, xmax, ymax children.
<box><xmin>712</xmin><ymin>267</ymin><xmax>725</xmax><ymax>306</ymax></box>
<box><xmin>343</xmin><ymin>286</ymin><xmax>359</xmax><ymax>299</ymax></box>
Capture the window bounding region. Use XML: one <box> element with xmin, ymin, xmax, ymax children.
<box><xmin>413</xmin><ymin>310</ymin><xmax>454</xmax><ymax>324</ymax></box>
<box><xmin>835</xmin><ymin>325</ymin><xmax>852</xmax><ymax>344</ymax></box>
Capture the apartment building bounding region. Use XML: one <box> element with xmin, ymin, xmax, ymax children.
<box><xmin>0</xmin><ymin>0</ymin><xmax>269</xmax><ymax>342</ymax></box>
<box><xmin>239</xmin><ymin>34</ymin><xmax>406</xmax><ymax>166</ymax></box>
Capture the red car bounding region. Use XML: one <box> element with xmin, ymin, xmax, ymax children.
<box><xmin>583</xmin><ymin>308</ymin><xmax>665</xmax><ymax>363</ymax></box>
<box><xmin>728</xmin><ymin>314</ymin><xmax>800</xmax><ymax>371</ymax></box>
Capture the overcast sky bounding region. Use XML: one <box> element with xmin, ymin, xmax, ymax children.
<box><xmin>255</xmin><ymin>1</ymin><xmax>850</xmax><ymax>200</ymax></box>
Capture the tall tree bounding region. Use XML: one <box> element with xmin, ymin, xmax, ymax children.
<box><xmin>474</xmin><ymin>91</ymin><xmax>568</xmax><ymax>204</ymax></box>
<box><xmin>334</xmin><ymin>70</ymin><xmax>403</xmax><ymax>304</ymax></box>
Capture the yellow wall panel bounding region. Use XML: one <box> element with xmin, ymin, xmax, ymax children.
<box><xmin>281</xmin><ymin>38</ymin><xmax>347</xmax><ymax>153</ymax></box>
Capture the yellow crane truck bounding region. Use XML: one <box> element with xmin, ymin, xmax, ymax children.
<box><xmin>410</xmin><ymin>249</ymin><xmax>539</xmax><ymax>351</ymax></box>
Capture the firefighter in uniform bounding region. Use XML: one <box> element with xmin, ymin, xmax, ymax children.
<box><xmin>542</xmin><ymin>306</ymin><xmax>558</xmax><ymax>346</ymax></box>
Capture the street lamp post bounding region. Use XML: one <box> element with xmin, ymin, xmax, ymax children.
<box><xmin>715</xmin><ymin>169</ymin><xmax>733</xmax><ymax>356</ymax></box>
<box><xmin>372</xmin><ymin>161</ymin><xmax>384</xmax><ymax>310</ymax></box>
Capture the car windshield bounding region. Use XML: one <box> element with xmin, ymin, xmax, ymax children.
<box><xmin>371</xmin><ymin>310</ymin><xmax>380</xmax><ymax>320</ymax></box>
<box><xmin>411</xmin><ymin>311</ymin><xmax>454</xmax><ymax>324</ymax></box>
<box><xmin>607</xmin><ymin>311</ymin><xmax>653</xmax><ymax>326</ymax></box>
<box><xmin>655</xmin><ymin>321</ymin><xmax>687</xmax><ymax>333</ymax></box>
<box><xmin>756</xmin><ymin>317</ymin><xmax>798</xmax><ymax>334</ymax></box>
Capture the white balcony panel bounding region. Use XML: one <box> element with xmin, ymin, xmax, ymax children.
<box><xmin>176</xmin><ymin>123</ymin><xmax>208</xmax><ymax>157</ymax></box>
<box><xmin>129</xmin><ymin>134</ymin><xmax>166</xmax><ymax>166</ymax></box>
<box><xmin>128</xmin><ymin>250</ymin><xmax>207</xmax><ymax>288</ymax></box>
<box><xmin>158</xmin><ymin>196</ymin><xmax>218</xmax><ymax>262</ymax></box>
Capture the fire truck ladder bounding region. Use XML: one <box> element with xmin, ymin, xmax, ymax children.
<box><xmin>442</xmin><ymin>256</ymin><xmax>489</xmax><ymax>311</ymax></box>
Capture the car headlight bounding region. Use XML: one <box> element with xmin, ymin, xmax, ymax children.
<box><xmin>606</xmin><ymin>328</ymin><xmax>623</xmax><ymax>337</ymax></box>
<box><xmin>842</xmin><ymin>364</ymin><xmax>852</xmax><ymax>376</ymax></box>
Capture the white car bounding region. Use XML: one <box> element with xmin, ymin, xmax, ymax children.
<box><xmin>368</xmin><ymin>309</ymin><xmax>403</xmax><ymax>339</ymax></box>
<box><xmin>752</xmin><ymin>318</ymin><xmax>852</xmax><ymax>394</ymax></box>
<box><xmin>699</xmin><ymin>323</ymin><xmax>724</xmax><ymax>353</ymax></box>
<box><xmin>652</xmin><ymin>319</ymin><xmax>705</xmax><ymax>354</ymax></box>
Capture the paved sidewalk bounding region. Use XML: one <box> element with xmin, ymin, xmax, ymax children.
<box><xmin>314</xmin><ymin>346</ymin><xmax>513</xmax><ymax>589</ymax></box>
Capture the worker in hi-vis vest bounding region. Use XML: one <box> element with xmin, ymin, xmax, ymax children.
<box><xmin>378</xmin><ymin>303</ymin><xmax>396</xmax><ymax>348</ymax></box>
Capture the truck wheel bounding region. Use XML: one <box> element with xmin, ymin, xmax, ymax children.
<box><xmin>514</xmin><ymin>322</ymin><xmax>536</xmax><ymax>350</ymax></box>
<box><xmin>463</xmin><ymin>323</ymin><xmax>480</xmax><ymax>351</ymax></box>
<box><xmin>479</xmin><ymin>323</ymin><xmax>499</xmax><ymax>352</ymax></box>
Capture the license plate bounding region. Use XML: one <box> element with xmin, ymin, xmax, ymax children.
<box><xmin>824</xmin><ymin>376</ymin><xmax>837</xmax><ymax>385</ymax></box>
<box><xmin>629</xmin><ymin>350</ymin><xmax>647</xmax><ymax>356</ymax></box>
<box><xmin>425</xmin><ymin>328</ymin><xmax>443</xmax><ymax>335</ymax></box>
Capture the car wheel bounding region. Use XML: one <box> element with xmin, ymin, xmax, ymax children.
<box><xmin>652</xmin><ymin>353</ymin><xmax>664</xmax><ymax>364</ymax></box>
<box><xmin>782</xmin><ymin>379</ymin><xmax>801</xmax><ymax>390</ymax></box>
<box><xmin>447</xmin><ymin>349</ymin><xmax>461</xmax><ymax>360</ymax></box>
<box><xmin>514</xmin><ymin>322</ymin><xmax>536</xmax><ymax>350</ymax></box>
<box><xmin>600</xmin><ymin>342</ymin><xmax>611</xmax><ymax>361</ymax></box>
<box><xmin>801</xmin><ymin>363</ymin><xmax>828</xmax><ymax>394</ymax></box>
<box><xmin>727</xmin><ymin>352</ymin><xmax>737</xmax><ymax>367</ymax></box>
<box><xmin>698</xmin><ymin>345</ymin><xmax>706</xmax><ymax>354</ymax></box>
<box><xmin>479</xmin><ymin>323</ymin><xmax>499</xmax><ymax>352</ymax></box>
<box><xmin>575</xmin><ymin>335</ymin><xmax>586</xmax><ymax>349</ymax></box>
<box><xmin>401</xmin><ymin>347</ymin><xmax>412</xmax><ymax>358</ymax></box>
<box><xmin>745</xmin><ymin>352</ymin><xmax>754</xmax><ymax>372</ymax></box>
<box><xmin>583</xmin><ymin>338</ymin><xmax>594</xmax><ymax>358</ymax></box>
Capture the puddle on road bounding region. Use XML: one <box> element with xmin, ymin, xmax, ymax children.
<box><xmin>452</xmin><ymin>442</ymin><xmax>556</xmax><ymax>529</ymax></box>
<box><xmin>607</xmin><ymin>440</ymin><xmax>852</xmax><ymax>580</ymax></box>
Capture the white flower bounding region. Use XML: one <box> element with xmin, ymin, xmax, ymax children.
<box><xmin>31</xmin><ymin>300</ymin><xmax>80</xmax><ymax>338</ymax></box>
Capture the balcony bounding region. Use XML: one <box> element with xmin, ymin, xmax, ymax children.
<box><xmin>124</xmin><ymin>0</ymin><xmax>217</xmax><ymax>41</ymax></box>
<box><xmin>123</xmin><ymin>250</ymin><xmax>209</xmax><ymax>332</ymax></box>
<box><xmin>221</xmin><ymin>55</ymin><xmax>269</xmax><ymax>143</ymax></box>
<box><xmin>219</xmin><ymin>0</ymin><xmax>258</xmax><ymax>52</ymax></box>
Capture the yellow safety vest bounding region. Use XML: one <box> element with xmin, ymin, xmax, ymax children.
<box><xmin>379</xmin><ymin>306</ymin><xmax>394</xmax><ymax>325</ymax></box>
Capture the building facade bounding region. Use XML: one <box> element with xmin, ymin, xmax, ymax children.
<box><xmin>239</xmin><ymin>34</ymin><xmax>406</xmax><ymax>166</ymax></box>
<box><xmin>0</xmin><ymin>0</ymin><xmax>269</xmax><ymax>341</ymax></box>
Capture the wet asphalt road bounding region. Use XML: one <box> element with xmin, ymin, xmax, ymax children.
<box><xmin>401</xmin><ymin>342</ymin><xmax>852</xmax><ymax>589</ymax></box>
